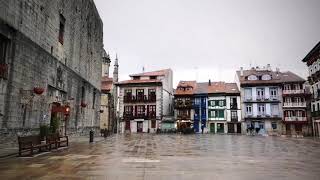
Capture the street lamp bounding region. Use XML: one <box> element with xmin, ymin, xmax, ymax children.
<box><xmin>64</xmin><ymin>104</ymin><xmax>70</xmax><ymax>136</ymax></box>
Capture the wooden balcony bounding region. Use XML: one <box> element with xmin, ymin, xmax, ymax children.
<box><xmin>283</xmin><ymin>102</ymin><xmax>306</xmax><ymax>108</ymax></box>
<box><xmin>124</xmin><ymin>95</ymin><xmax>156</xmax><ymax>103</ymax></box>
<box><xmin>0</xmin><ymin>63</ymin><xmax>8</xmax><ymax>79</ymax></box>
<box><xmin>174</xmin><ymin>100</ymin><xmax>193</xmax><ymax>109</ymax></box>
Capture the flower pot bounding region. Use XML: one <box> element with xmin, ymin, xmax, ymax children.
<box><xmin>33</xmin><ymin>87</ymin><xmax>44</xmax><ymax>95</ymax></box>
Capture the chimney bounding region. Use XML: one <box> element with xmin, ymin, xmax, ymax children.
<box><xmin>209</xmin><ymin>79</ymin><xmax>211</xmax><ymax>86</ymax></box>
<box><xmin>240</xmin><ymin>67</ymin><xmax>244</xmax><ymax>76</ymax></box>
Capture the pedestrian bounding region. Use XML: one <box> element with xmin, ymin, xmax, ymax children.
<box><xmin>201</xmin><ymin>125</ymin><xmax>204</xmax><ymax>134</ymax></box>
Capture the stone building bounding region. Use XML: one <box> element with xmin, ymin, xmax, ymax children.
<box><xmin>0</xmin><ymin>0</ymin><xmax>104</xmax><ymax>141</ymax></box>
<box><xmin>302</xmin><ymin>41</ymin><xmax>320</xmax><ymax>137</ymax></box>
<box><xmin>100</xmin><ymin>52</ymin><xmax>119</xmax><ymax>133</ymax></box>
<box><xmin>116</xmin><ymin>69</ymin><xmax>173</xmax><ymax>133</ymax></box>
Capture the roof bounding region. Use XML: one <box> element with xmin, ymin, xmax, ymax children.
<box><xmin>236</xmin><ymin>69</ymin><xmax>305</xmax><ymax>86</ymax></box>
<box><xmin>207</xmin><ymin>82</ymin><xmax>240</xmax><ymax>94</ymax></box>
<box><xmin>302</xmin><ymin>41</ymin><xmax>320</xmax><ymax>64</ymax></box>
<box><xmin>194</xmin><ymin>82</ymin><xmax>208</xmax><ymax>94</ymax></box>
<box><xmin>130</xmin><ymin>69</ymin><xmax>171</xmax><ymax>77</ymax></box>
<box><xmin>101</xmin><ymin>76</ymin><xmax>113</xmax><ymax>92</ymax></box>
<box><xmin>115</xmin><ymin>79</ymin><xmax>162</xmax><ymax>85</ymax></box>
<box><xmin>174</xmin><ymin>81</ymin><xmax>197</xmax><ymax>95</ymax></box>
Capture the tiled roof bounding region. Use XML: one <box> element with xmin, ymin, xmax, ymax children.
<box><xmin>130</xmin><ymin>69</ymin><xmax>171</xmax><ymax>77</ymax></box>
<box><xmin>194</xmin><ymin>82</ymin><xmax>208</xmax><ymax>94</ymax></box>
<box><xmin>115</xmin><ymin>79</ymin><xmax>162</xmax><ymax>85</ymax></box>
<box><xmin>174</xmin><ymin>81</ymin><xmax>197</xmax><ymax>95</ymax></box>
<box><xmin>207</xmin><ymin>82</ymin><xmax>240</xmax><ymax>94</ymax></box>
<box><xmin>101</xmin><ymin>76</ymin><xmax>113</xmax><ymax>92</ymax></box>
<box><xmin>236</xmin><ymin>69</ymin><xmax>305</xmax><ymax>86</ymax></box>
<box><xmin>302</xmin><ymin>41</ymin><xmax>320</xmax><ymax>63</ymax></box>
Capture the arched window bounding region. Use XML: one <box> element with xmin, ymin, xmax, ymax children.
<box><xmin>261</xmin><ymin>74</ymin><xmax>271</xmax><ymax>80</ymax></box>
<box><xmin>248</xmin><ymin>75</ymin><xmax>258</xmax><ymax>80</ymax></box>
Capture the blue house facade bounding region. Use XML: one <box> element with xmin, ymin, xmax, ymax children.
<box><xmin>193</xmin><ymin>82</ymin><xmax>208</xmax><ymax>133</ymax></box>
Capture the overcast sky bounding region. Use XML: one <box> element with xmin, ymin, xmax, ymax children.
<box><xmin>94</xmin><ymin>0</ymin><xmax>320</xmax><ymax>86</ymax></box>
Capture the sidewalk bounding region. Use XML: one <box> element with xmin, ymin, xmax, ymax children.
<box><xmin>0</xmin><ymin>135</ymin><xmax>108</xmax><ymax>158</ymax></box>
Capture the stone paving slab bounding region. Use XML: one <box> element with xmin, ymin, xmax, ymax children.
<box><xmin>0</xmin><ymin>134</ymin><xmax>320</xmax><ymax>179</ymax></box>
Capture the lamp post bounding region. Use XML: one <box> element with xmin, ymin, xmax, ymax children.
<box><xmin>64</xmin><ymin>105</ymin><xmax>70</xmax><ymax>136</ymax></box>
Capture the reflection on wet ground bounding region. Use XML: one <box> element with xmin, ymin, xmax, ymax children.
<box><xmin>1</xmin><ymin>134</ymin><xmax>320</xmax><ymax>180</ymax></box>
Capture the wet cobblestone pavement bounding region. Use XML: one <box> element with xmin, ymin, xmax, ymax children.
<box><xmin>1</xmin><ymin>134</ymin><xmax>320</xmax><ymax>180</ymax></box>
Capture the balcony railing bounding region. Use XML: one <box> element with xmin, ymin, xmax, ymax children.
<box><xmin>148</xmin><ymin>111</ymin><xmax>156</xmax><ymax>118</ymax></box>
<box><xmin>175</xmin><ymin>100</ymin><xmax>193</xmax><ymax>109</ymax></box>
<box><xmin>284</xmin><ymin>117</ymin><xmax>307</xmax><ymax>122</ymax></box>
<box><xmin>230</xmin><ymin>103</ymin><xmax>238</xmax><ymax>109</ymax></box>
<box><xmin>283</xmin><ymin>89</ymin><xmax>305</xmax><ymax>94</ymax></box>
<box><xmin>124</xmin><ymin>95</ymin><xmax>156</xmax><ymax>103</ymax></box>
<box><xmin>0</xmin><ymin>63</ymin><xmax>8</xmax><ymax>79</ymax></box>
<box><xmin>311</xmin><ymin>111</ymin><xmax>320</xmax><ymax>117</ymax></box>
<box><xmin>231</xmin><ymin>116</ymin><xmax>238</xmax><ymax>122</ymax></box>
<box><xmin>283</xmin><ymin>102</ymin><xmax>306</xmax><ymax>107</ymax></box>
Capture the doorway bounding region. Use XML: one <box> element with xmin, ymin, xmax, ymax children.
<box><xmin>217</xmin><ymin>123</ymin><xmax>224</xmax><ymax>133</ymax></box>
<box><xmin>236</xmin><ymin>123</ymin><xmax>241</xmax><ymax>133</ymax></box>
<box><xmin>228</xmin><ymin>123</ymin><xmax>235</xmax><ymax>133</ymax></box>
<box><xmin>137</xmin><ymin>122</ymin><xmax>143</xmax><ymax>133</ymax></box>
<box><xmin>210</xmin><ymin>123</ymin><xmax>215</xmax><ymax>133</ymax></box>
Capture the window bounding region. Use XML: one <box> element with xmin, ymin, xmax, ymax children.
<box><xmin>219</xmin><ymin>100</ymin><xmax>225</xmax><ymax>106</ymax></box>
<box><xmin>125</xmin><ymin>89</ymin><xmax>132</xmax><ymax>96</ymax></box>
<box><xmin>124</xmin><ymin>106</ymin><xmax>133</xmax><ymax>114</ymax></box>
<box><xmin>257</xmin><ymin>88</ymin><xmax>264</xmax><ymax>99</ymax></box>
<box><xmin>59</xmin><ymin>14</ymin><xmax>66</xmax><ymax>44</ymax></box>
<box><xmin>258</xmin><ymin>104</ymin><xmax>265</xmax><ymax>115</ymax></box>
<box><xmin>81</xmin><ymin>86</ymin><xmax>85</xmax><ymax>101</ymax></box>
<box><xmin>148</xmin><ymin>89</ymin><xmax>156</xmax><ymax>99</ymax></box>
<box><xmin>259</xmin><ymin>122</ymin><xmax>264</xmax><ymax>129</ymax></box>
<box><xmin>92</xmin><ymin>89</ymin><xmax>96</xmax><ymax>109</ymax></box>
<box><xmin>150</xmin><ymin>76</ymin><xmax>157</xmax><ymax>80</ymax></box>
<box><xmin>244</xmin><ymin>88</ymin><xmax>252</xmax><ymax>100</ymax></box>
<box><xmin>271</xmin><ymin>122</ymin><xmax>277</xmax><ymax>130</ymax></box>
<box><xmin>262</xmin><ymin>74</ymin><xmax>271</xmax><ymax>80</ymax></box>
<box><xmin>218</xmin><ymin>110</ymin><xmax>224</xmax><ymax>118</ymax></box>
<box><xmin>270</xmin><ymin>88</ymin><xmax>278</xmax><ymax>99</ymax></box>
<box><xmin>248</xmin><ymin>75</ymin><xmax>258</xmax><ymax>80</ymax></box>
<box><xmin>271</xmin><ymin>104</ymin><xmax>279</xmax><ymax>116</ymax></box>
<box><xmin>136</xmin><ymin>89</ymin><xmax>144</xmax><ymax>98</ymax></box>
<box><xmin>0</xmin><ymin>34</ymin><xmax>8</xmax><ymax>64</ymax></box>
<box><xmin>246</xmin><ymin>105</ymin><xmax>252</xmax><ymax>115</ymax></box>
<box><xmin>133</xmin><ymin>76</ymin><xmax>140</xmax><ymax>80</ymax></box>
<box><xmin>149</xmin><ymin>105</ymin><xmax>156</xmax><ymax>113</ymax></box>
<box><xmin>231</xmin><ymin>111</ymin><xmax>237</xmax><ymax>119</ymax></box>
<box><xmin>136</xmin><ymin>105</ymin><xmax>145</xmax><ymax>115</ymax></box>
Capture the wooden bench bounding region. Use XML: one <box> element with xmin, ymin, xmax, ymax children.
<box><xmin>46</xmin><ymin>133</ymin><xmax>68</xmax><ymax>149</ymax></box>
<box><xmin>18</xmin><ymin>135</ymin><xmax>50</xmax><ymax>157</ymax></box>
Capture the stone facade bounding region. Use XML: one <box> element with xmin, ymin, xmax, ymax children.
<box><xmin>0</xmin><ymin>0</ymin><xmax>103</xmax><ymax>142</ymax></box>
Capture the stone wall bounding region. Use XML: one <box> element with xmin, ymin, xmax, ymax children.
<box><xmin>0</xmin><ymin>0</ymin><xmax>104</xmax><ymax>143</ymax></box>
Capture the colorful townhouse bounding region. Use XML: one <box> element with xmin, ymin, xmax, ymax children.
<box><xmin>174</xmin><ymin>81</ymin><xmax>196</xmax><ymax>131</ymax></box>
<box><xmin>281</xmin><ymin>73</ymin><xmax>312</xmax><ymax>136</ymax></box>
<box><xmin>302</xmin><ymin>41</ymin><xmax>320</xmax><ymax>137</ymax></box>
<box><xmin>236</xmin><ymin>65</ymin><xmax>311</xmax><ymax>136</ymax></box>
<box><xmin>116</xmin><ymin>69</ymin><xmax>173</xmax><ymax>133</ymax></box>
<box><xmin>207</xmin><ymin>81</ymin><xmax>241</xmax><ymax>133</ymax></box>
<box><xmin>193</xmin><ymin>82</ymin><xmax>208</xmax><ymax>133</ymax></box>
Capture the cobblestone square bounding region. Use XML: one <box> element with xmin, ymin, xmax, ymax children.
<box><xmin>1</xmin><ymin>134</ymin><xmax>320</xmax><ymax>180</ymax></box>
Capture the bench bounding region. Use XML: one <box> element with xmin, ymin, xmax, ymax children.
<box><xmin>18</xmin><ymin>135</ymin><xmax>50</xmax><ymax>157</ymax></box>
<box><xmin>46</xmin><ymin>133</ymin><xmax>68</xmax><ymax>149</ymax></box>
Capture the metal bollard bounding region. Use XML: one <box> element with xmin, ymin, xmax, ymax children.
<box><xmin>89</xmin><ymin>130</ymin><xmax>94</xmax><ymax>143</ymax></box>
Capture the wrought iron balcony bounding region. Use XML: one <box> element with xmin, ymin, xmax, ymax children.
<box><xmin>283</xmin><ymin>89</ymin><xmax>305</xmax><ymax>95</ymax></box>
<box><xmin>284</xmin><ymin>117</ymin><xmax>307</xmax><ymax>122</ymax></box>
<box><xmin>231</xmin><ymin>116</ymin><xmax>238</xmax><ymax>122</ymax></box>
<box><xmin>230</xmin><ymin>103</ymin><xmax>238</xmax><ymax>109</ymax></box>
<box><xmin>148</xmin><ymin>111</ymin><xmax>156</xmax><ymax>118</ymax></box>
<box><xmin>124</xmin><ymin>95</ymin><xmax>156</xmax><ymax>103</ymax></box>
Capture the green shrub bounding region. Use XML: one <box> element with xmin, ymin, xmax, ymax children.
<box><xmin>50</xmin><ymin>116</ymin><xmax>60</xmax><ymax>134</ymax></box>
<box><xmin>39</xmin><ymin>125</ymin><xmax>49</xmax><ymax>140</ymax></box>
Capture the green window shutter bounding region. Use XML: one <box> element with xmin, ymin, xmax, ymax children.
<box><xmin>215</xmin><ymin>101</ymin><xmax>219</xmax><ymax>106</ymax></box>
<box><xmin>218</xmin><ymin>110</ymin><xmax>224</xmax><ymax>118</ymax></box>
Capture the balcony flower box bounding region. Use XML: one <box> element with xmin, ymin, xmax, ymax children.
<box><xmin>33</xmin><ymin>87</ymin><xmax>45</xmax><ymax>95</ymax></box>
<box><xmin>80</xmin><ymin>101</ymin><xmax>87</xmax><ymax>108</ymax></box>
